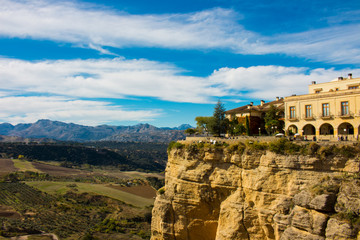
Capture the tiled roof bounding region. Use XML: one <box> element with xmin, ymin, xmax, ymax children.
<box><xmin>225</xmin><ymin>98</ymin><xmax>284</xmax><ymax>114</ymax></box>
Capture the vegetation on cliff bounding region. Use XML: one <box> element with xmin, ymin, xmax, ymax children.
<box><xmin>168</xmin><ymin>138</ymin><xmax>360</xmax><ymax>160</ymax></box>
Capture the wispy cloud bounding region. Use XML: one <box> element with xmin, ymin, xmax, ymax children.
<box><xmin>1</xmin><ymin>57</ymin><xmax>359</xmax><ymax>105</ymax></box>
<box><xmin>1</xmin><ymin>0</ymin><xmax>359</xmax><ymax>64</ymax></box>
<box><xmin>209</xmin><ymin>66</ymin><xmax>360</xmax><ymax>100</ymax></box>
<box><xmin>0</xmin><ymin>58</ymin><xmax>224</xmax><ymax>103</ymax></box>
<box><xmin>0</xmin><ymin>96</ymin><xmax>160</xmax><ymax>125</ymax></box>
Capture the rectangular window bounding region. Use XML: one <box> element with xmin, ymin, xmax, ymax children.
<box><xmin>290</xmin><ymin>106</ymin><xmax>296</xmax><ymax>119</ymax></box>
<box><xmin>341</xmin><ymin>101</ymin><xmax>349</xmax><ymax>115</ymax></box>
<box><xmin>305</xmin><ymin>105</ymin><xmax>312</xmax><ymax>118</ymax></box>
<box><xmin>322</xmin><ymin>103</ymin><xmax>329</xmax><ymax>117</ymax></box>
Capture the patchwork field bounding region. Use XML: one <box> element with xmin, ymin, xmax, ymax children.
<box><xmin>108</xmin><ymin>184</ymin><xmax>156</xmax><ymax>199</ymax></box>
<box><xmin>27</xmin><ymin>181</ymin><xmax>155</xmax><ymax>207</ymax></box>
<box><xmin>12</xmin><ymin>159</ymin><xmax>41</xmax><ymax>173</ymax></box>
<box><xmin>0</xmin><ymin>159</ymin><xmax>17</xmax><ymax>176</ymax></box>
<box><xmin>31</xmin><ymin>161</ymin><xmax>86</xmax><ymax>177</ymax></box>
<box><xmin>0</xmin><ymin>156</ymin><xmax>164</xmax><ymax>239</ymax></box>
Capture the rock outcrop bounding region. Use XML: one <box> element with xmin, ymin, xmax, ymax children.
<box><xmin>151</xmin><ymin>144</ymin><xmax>360</xmax><ymax>240</ymax></box>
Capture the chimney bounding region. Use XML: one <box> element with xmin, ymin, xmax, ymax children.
<box><xmin>250</xmin><ymin>102</ymin><xmax>253</xmax><ymax>106</ymax></box>
<box><xmin>260</xmin><ymin>100</ymin><xmax>265</xmax><ymax>106</ymax></box>
<box><xmin>276</xmin><ymin>96</ymin><xmax>279</xmax><ymax>101</ymax></box>
<box><xmin>311</xmin><ymin>81</ymin><xmax>316</xmax><ymax>84</ymax></box>
<box><xmin>338</xmin><ymin>77</ymin><xmax>343</xmax><ymax>81</ymax></box>
<box><xmin>348</xmin><ymin>73</ymin><xmax>352</xmax><ymax>79</ymax></box>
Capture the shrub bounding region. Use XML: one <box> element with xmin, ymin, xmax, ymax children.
<box><xmin>167</xmin><ymin>141</ymin><xmax>185</xmax><ymax>153</ymax></box>
<box><xmin>268</xmin><ymin>139</ymin><xmax>303</xmax><ymax>155</ymax></box>
<box><xmin>158</xmin><ymin>187</ymin><xmax>165</xmax><ymax>195</ymax></box>
<box><xmin>310</xmin><ymin>183</ymin><xmax>339</xmax><ymax>195</ymax></box>
<box><xmin>227</xmin><ymin>143</ymin><xmax>246</xmax><ymax>154</ymax></box>
<box><xmin>186</xmin><ymin>144</ymin><xmax>199</xmax><ymax>154</ymax></box>
<box><xmin>306</xmin><ymin>142</ymin><xmax>320</xmax><ymax>155</ymax></box>
<box><xmin>268</xmin><ymin>139</ymin><xmax>286</xmax><ymax>154</ymax></box>
<box><xmin>246</xmin><ymin>141</ymin><xmax>268</xmax><ymax>151</ymax></box>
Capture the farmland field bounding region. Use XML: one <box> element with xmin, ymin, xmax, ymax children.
<box><xmin>31</xmin><ymin>161</ymin><xmax>87</xmax><ymax>176</ymax></box>
<box><xmin>108</xmin><ymin>184</ymin><xmax>156</xmax><ymax>199</ymax></box>
<box><xmin>0</xmin><ymin>182</ymin><xmax>152</xmax><ymax>239</ymax></box>
<box><xmin>27</xmin><ymin>181</ymin><xmax>155</xmax><ymax>207</ymax></box>
<box><xmin>12</xmin><ymin>159</ymin><xmax>41</xmax><ymax>173</ymax></box>
<box><xmin>0</xmin><ymin>158</ymin><xmax>17</xmax><ymax>176</ymax></box>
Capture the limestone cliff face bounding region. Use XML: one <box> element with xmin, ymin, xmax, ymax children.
<box><xmin>151</xmin><ymin>145</ymin><xmax>360</xmax><ymax>240</ymax></box>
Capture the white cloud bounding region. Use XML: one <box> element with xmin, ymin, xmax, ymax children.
<box><xmin>1</xmin><ymin>0</ymin><xmax>359</xmax><ymax>64</ymax></box>
<box><xmin>0</xmin><ymin>0</ymin><xmax>251</xmax><ymax>51</ymax></box>
<box><xmin>0</xmin><ymin>96</ymin><xmax>160</xmax><ymax>126</ymax></box>
<box><xmin>0</xmin><ymin>56</ymin><xmax>359</xmax><ymax>125</ymax></box>
<box><xmin>0</xmin><ymin>57</ymin><xmax>224</xmax><ymax>103</ymax></box>
<box><xmin>209</xmin><ymin>66</ymin><xmax>360</xmax><ymax>100</ymax></box>
<box><xmin>1</xmin><ymin>57</ymin><xmax>359</xmax><ymax>105</ymax></box>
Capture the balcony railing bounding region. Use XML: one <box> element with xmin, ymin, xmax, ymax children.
<box><xmin>318</xmin><ymin>114</ymin><xmax>333</xmax><ymax>120</ymax></box>
<box><xmin>302</xmin><ymin>114</ymin><xmax>315</xmax><ymax>120</ymax></box>
<box><xmin>287</xmin><ymin>115</ymin><xmax>298</xmax><ymax>121</ymax></box>
<box><xmin>338</xmin><ymin>111</ymin><xmax>354</xmax><ymax>118</ymax></box>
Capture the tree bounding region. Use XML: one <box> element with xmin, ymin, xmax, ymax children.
<box><xmin>227</xmin><ymin>114</ymin><xmax>246</xmax><ymax>136</ymax></box>
<box><xmin>195</xmin><ymin>116</ymin><xmax>214</xmax><ymax>135</ymax></box>
<box><xmin>227</xmin><ymin>115</ymin><xmax>238</xmax><ymax>136</ymax></box>
<box><xmin>208</xmin><ymin>100</ymin><xmax>228</xmax><ymax>137</ymax></box>
<box><xmin>264</xmin><ymin>105</ymin><xmax>284</xmax><ymax>135</ymax></box>
<box><xmin>245</xmin><ymin>115</ymin><xmax>251</xmax><ymax>136</ymax></box>
<box><xmin>184</xmin><ymin>128</ymin><xmax>196</xmax><ymax>135</ymax></box>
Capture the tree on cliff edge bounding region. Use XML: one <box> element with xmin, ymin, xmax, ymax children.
<box><xmin>208</xmin><ymin>100</ymin><xmax>228</xmax><ymax>137</ymax></box>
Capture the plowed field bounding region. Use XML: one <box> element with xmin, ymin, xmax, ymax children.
<box><xmin>108</xmin><ymin>185</ymin><xmax>156</xmax><ymax>199</ymax></box>
<box><xmin>0</xmin><ymin>158</ymin><xmax>17</xmax><ymax>176</ymax></box>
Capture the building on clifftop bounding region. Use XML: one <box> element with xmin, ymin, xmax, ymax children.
<box><xmin>284</xmin><ymin>73</ymin><xmax>360</xmax><ymax>140</ymax></box>
<box><xmin>225</xmin><ymin>97</ymin><xmax>284</xmax><ymax>135</ymax></box>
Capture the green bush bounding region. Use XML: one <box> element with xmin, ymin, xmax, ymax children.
<box><xmin>167</xmin><ymin>141</ymin><xmax>185</xmax><ymax>153</ymax></box>
<box><xmin>268</xmin><ymin>139</ymin><xmax>286</xmax><ymax>154</ymax></box>
<box><xmin>158</xmin><ymin>187</ymin><xmax>165</xmax><ymax>195</ymax></box>
<box><xmin>268</xmin><ymin>139</ymin><xmax>303</xmax><ymax>155</ymax></box>
<box><xmin>246</xmin><ymin>141</ymin><xmax>268</xmax><ymax>151</ymax></box>
<box><xmin>186</xmin><ymin>144</ymin><xmax>199</xmax><ymax>154</ymax></box>
<box><xmin>227</xmin><ymin>143</ymin><xmax>246</xmax><ymax>154</ymax></box>
<box><xmin>310</xmin><ymin>183</ymin><xmax>339</xmax><ymax>195</ymax></box>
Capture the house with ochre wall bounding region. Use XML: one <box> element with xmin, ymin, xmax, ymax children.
<box><xmin>284</xmin><ymin>73</ymin><xmax>360</xmax><ymax>140</ymax></box>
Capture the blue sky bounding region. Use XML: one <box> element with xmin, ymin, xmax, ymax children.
<box><xmin>0</xmin><ymin>0</ymin><xmax>359</xmax><ymax>127</ymax></box>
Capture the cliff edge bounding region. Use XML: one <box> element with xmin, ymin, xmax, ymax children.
<box><xmin>151</xmin><ymin>141</ymin><xmax>360</xmax><ymax>240</ymax></box>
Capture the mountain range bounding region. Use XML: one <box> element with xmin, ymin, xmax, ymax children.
<box><xmin>0</xmin><ymin>120</ymin><xmax>192</xmax><ymax>142</ymax></box>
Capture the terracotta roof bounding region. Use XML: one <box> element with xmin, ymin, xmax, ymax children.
<box><xmin>225</xmin><ymin>98</ymin><xmax>284</xmax><ymax>114</ymax></box>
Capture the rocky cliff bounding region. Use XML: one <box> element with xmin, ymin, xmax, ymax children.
<box><xmin>151</xmin><ymin>141</ymin><xmax>360</xmax><ymax>240</ymax></box>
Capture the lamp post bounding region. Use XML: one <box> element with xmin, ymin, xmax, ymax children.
<box><xmin>271</xmin><ymin>126</ymin><xmax>274</xmax><ymax>135</ymax></box>
<box><xmin>258</xmin><ymin>128</ymin><xmax>261</xmax><ymax>136</ymax></box>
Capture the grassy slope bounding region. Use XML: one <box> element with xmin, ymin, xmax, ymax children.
<box><xmin>12</xmin><ymin>159</ymin><xmax>41</xmax><ymax>173</ymax></box>
<box><xmin>26</xmin><ymin>181</ymin><xmax>154</xmax><ymax>207</ymax></box>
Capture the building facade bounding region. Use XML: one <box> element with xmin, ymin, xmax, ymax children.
<box><xmin>225</xmin><ymin>98</ymin><xmax>284</xmax><ymax>135</ymax></box>
<box><xmin>284</xmin><ymin>74</ymin><xmax>360</xmax><ymax>140</ymax></box>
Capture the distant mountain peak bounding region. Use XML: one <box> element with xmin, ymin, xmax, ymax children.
<box><xmin>0</xmin><ymin>119</ymin><xmax>187</xmax><ymax>143</ymax></box>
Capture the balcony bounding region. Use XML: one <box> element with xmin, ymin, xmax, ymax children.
<box><xmin>302</xmin><ymin>114</ymin><xmax>315</xmax><ymax>120</ymax></box>
<box><xmin>287</xmin><ymin>115</ymin><xmax>298</xmax><ymax>121</ymax></box>
<box><xmin>338</xmin><ymin>111</ymin><xmax>354</xmax><ymax>118</ymax></box>
<box><xmin>319</xmin><ymin>114</ymin><xmax>333</xmax><ymax>120</ymax></box>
